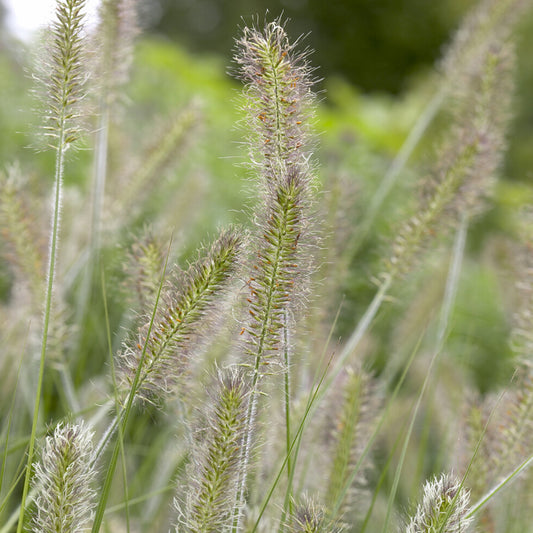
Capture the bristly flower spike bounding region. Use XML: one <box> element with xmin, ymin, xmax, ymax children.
<box><xmin>235</xmin><ymin>17</ymin><xmax>316</xmax><ymax>375</ymax></box>
<box><xmin>39</xmin><ymin>0</ymin><xmax>89</xmax><ymax>150</ymax></box>
<box><xmin>405</xmin><ymin>473</ymin><xmax>472</xmax><ymax>533</ymax></box>
<box><xmin>176</xmin><ymin>368</ymin><xmax>250</xmax><ymax>532</ymax></box>
<box><xmin>441</xmin><ymin>0</ymin><xmax>530</xmax><ymax>85</ymax></box>
<box><xmin>288</xmin><ymin>496</ymin><xmax>344</xmax><ymax>533</ymax></box>
<box><xmin>232</xmin><ymin>19</ymin><xmax>317</xmax><ymax>529</ymax></box>
<box><xmin>325</xmin><ymin>367</ymin><xmax>379</xmax><ymax>524</ymax></box>
<box><xmin>122</xmin><ymin>226</ymin><xmax>165</xmax><ymax>315</ymax></box>
<box><xmin>235</xmin><ymin>17</ymin><xmax>316</xmax><ymax>185</ymax></box>
<box><xmin>387</xmin><ymin>39</ymin><xmax>515</xmax><ymax>279</ymax></box>
<box><xmin>32</xmin><ymin>422</ymin><xmax>97</xmax><ymax>533</ymax></box>
<box><xmin>117</xmin><ymin>228</ymin><xmax>243</xmax><ymax>405</ymax></box>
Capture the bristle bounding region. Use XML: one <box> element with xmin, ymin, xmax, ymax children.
<box><xmin>38</xmin><ymin>0</ymin><xmax>89</xmax><ymax>149</ymax></box>
<box><xmin>406</xmin><ymin>473</ymin><xmax>471</xmax><ymax>533</ymax></box>
<box><xmin>32</xmin><ymin>422</ymin><xmax>97</xmax><ymax>533</ymax></box>
<box><xmin>176</xmin><ymin>368</ymin><xmax>250</xmax><ymax>532</ymax></box>
<box><xmin>117</xmin><ymin>227</ymin><xmax>242</xmax><ymax>405</ymax></box>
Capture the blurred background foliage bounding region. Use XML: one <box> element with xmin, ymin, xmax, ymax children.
<box><xmin>149</xmin><ymin>0</ymin><xmax>471</xmax><ymax>94</ymax></box>
<box><xmin>0</xmin><ymin>0</ymin><xmax>533</xmax><ymax>395</ymax></box>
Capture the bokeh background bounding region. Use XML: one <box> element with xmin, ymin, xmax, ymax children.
<box><xmin>148</xmin><ymin>0</ymin><xmax>472</xmax><ymax>94</ymax></box>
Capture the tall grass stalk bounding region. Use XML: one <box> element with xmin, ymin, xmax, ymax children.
<box><xmin>231</xmin><ymin>20</ymin><xmax>316</xmax><ymax>529</ymax></box>
<box><xmin>382</xmin><ymin>216</ymin><xmax>467</xmax><ymax>533</ymax></box>
<box><xmin>17</xmin><ymin>0</ymin><xmax>88</xmax><ymax>529</ymax></box>
<box><xmin>90</xmin><ymin>239</ymin><xmax>170</xmax><ymax>533</ymax></box>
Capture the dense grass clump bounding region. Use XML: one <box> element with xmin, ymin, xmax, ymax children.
<box><xmin>1</xmin><ymin>1</ymin><xmax>533</xmax><ymax>532</ymax></box>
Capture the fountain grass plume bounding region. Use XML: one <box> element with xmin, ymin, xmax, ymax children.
<box><xmin>387</xmin><ymin>40</ymin><xmax>515</xmax><ymax>279</ymax></box>
<box><xmin>234</xmin><ymin>17</ymin><xmax>316</xmax><ymax>185</ymax></box>
<box><xmin>0</xmin><ymin>166</ymin><xmax>44</xmax><ymax>300</ymax></box>
<box><xmin>39</xmin><ymin>0</ymin><xmax>88</xmax><ymax>150</ymax></box>
<box><xmin>405</xmin><ymin>473</ymin><xmax>472</xmax><ymax>533</ymax></box>
<box><xmin>325</xmin><ymin>367</ymin><xmax>378</xmax><ymax>525</ymax></box>
<box><xmin>440</xmin><ymin>0</ymin><xmax>530</xmax><ymax>83</ymax></box>
<box><xmin>17</xmin><ymin>1</ymin><xmax>89</xmax><ymax>529</ymax></box>
<box><xmin>31</xmin><ymin>422</ymin><xmax>97</xmax><ymax>533</ymax></box>
<box><xmin>117</xmin><ymin>227</ymin><xmax>243</xmax><ymax>405</ymax></box>
<box><xmin>231</xmin><ymin>19</ymin><xmax>318</xmax><ymax>529</ymax></box>
<box><xmin>234</xmin><ymin>17</ymin><xmax>317</xmax><ymax>386</ymax></box>
<box><xmin>176</xmin><ymin>368</ymin><xmax>250</xmax><ymax>532</ymax></box>
<box><xmin>288</xmin><ymin>496</ymin><xmax>344</xmax><ymax>533</ymax></box>
<box><xmin>122</xmin><ymin>227</ymin><xmax>165</xmax><ymax>315</ymax></box>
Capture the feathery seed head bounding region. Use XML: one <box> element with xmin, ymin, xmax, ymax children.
<box><xmin>440</xmin><ymin>0</ymin><xmax>529</xmax><ymax>83</ymax></box>
<box><xmin>122</xmin><ymin>227</ymin><xmax>165</xmax><ymax>314</ymax></box>
<box><xmin>406</xmin><ymin>474</ymin><xmax>471</xmax><ymax>533</ymax></box>
<box><xmin>325</xmin><ymin>367</ymin><xmax>379</xmax><ymax>523</ymax></box>
<box><xmin>289</xmin><ymin>496</ymin><xmax>344</xmax><ymax>533</ymax></box>
<box><xmin>231</xmin><ymin>20</ymin><xmax>319</xmax><ymax>523</ymax></box>
<box><xmin>97</xmin><ymin>0</ymin><xmax>139</xmax><ymax>102</ymax></box>
<box><xmin>244</xmin><ymin>168</ymin><xmax>313</xmax><ymax>368</ymax></box>
<box><xmin>117</xmin><ymin>228</ymin><xmax>243</xmax><ymax>405</ymax></box>
<box><xmin>386</xmin><ymin>38</ymin><xmax>515</xmax><ymax>279</ymax></box>
<box><xmin>32</xmin><ymin>422</ymin><xmax>97</xmax><ymax>533</ymax></box>
<box><xmin>37</xmin><ymin>0</ymin><xmax>89</xmax><ymax>150</ymax></box>
<box><xmin>235</xmin><ymin>18</ymin><xmax>315</xmax><ymax>184</ymax></box>
<box><xmin>0</xmin><ymin>166</ymin><xmax>45</xmax><ymax>299</ymax></box>
<box><xmin>235</xmin><ymin>21</ymin><xmax>317</xmax><ymax>371</ymax></box>
<box><xmin>176</xmin><ymin>368</ymin><xmax>250</xmax><ymax>532</ymax></box>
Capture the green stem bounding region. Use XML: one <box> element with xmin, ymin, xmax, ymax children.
<box><xmin>91</xmin><ymin>238</ymin><xmax>171</xmax><ymax>533</ymax></box>
<box><xmin>280</xmin><ymin>311</ymin><xmax>292</xmax><ymax>531</ymax></box>
<box><xmin>381</xmin><ymin>216</ymin><xmax>467</xmax><ymax>533</ymax></box>
<box><xmin>17</xmin><ymin>135</ymin><xmax>66</xmax><ymax>532</ymax></box>
<box><xmin>345</xmin><ymin>87</ymin><xmax>446</xmax><ymax>259</ymax></box>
